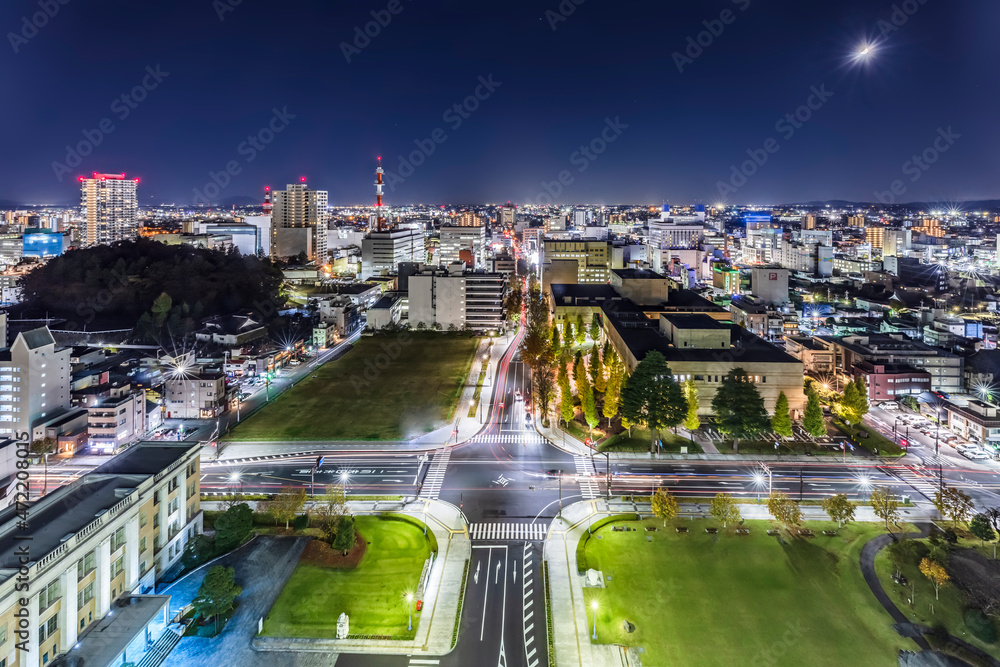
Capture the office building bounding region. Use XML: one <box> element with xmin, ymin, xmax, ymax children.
<box><xmin>750</xmin><ymin>267</ymin><xmax>790</xmax><ymax>306</ymax></box>
<box><xmin>541</xmin><ymin>239</ymin><xmax>610</xmax><ymax>292</ymax></box>
<box><xmin>439</xmin><ymin>225</ymin><xmax>486</xmax><ymax>269</ymax></box>
<box><xmin>0</xmin><ymin>327</ymin><xmax>72</xmax><ymax>444</ymax></box>
<box><xmin>0</xmin><ymin>441</ymin><xmax>202</xmax><ymax>667</ymax></box>
<box><xmin>408</xmin><ymin>265</ymin><xmax>507</xmax><ymax>331</ymax></box>
<box><xmin>883</xmin><ymin>230</ymin><xmax>911</xmax><ymax>257</ymax></box>
<box><xmin>361</xmin><ymin>227</ymin><xmax>425</xmax><ymax>279</ymax></box>
<box><xmin>499</xmin><ymin>205</ymin><xmax>516</xmax><ymax>227</ymax></box>
<box><xmin>80</xmin><ymin>174</ymin><xmax>139</xmax><ymax>246</ymax></box>
<box><xmin>270</xmin><ymin>182</ymin><xmax>328</xmax><ymax>262</ymax></box>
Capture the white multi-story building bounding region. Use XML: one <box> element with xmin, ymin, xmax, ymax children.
<box><xmin>361</xmin><ymin>228</ymin><xmax>425</xmax><ymax>279</ymax></box>
<box><xmin>80</xmin><ymin>173</ymin><xmax>139</xmax><ymax>247</ymax></box>
<box><xmin>0</xmin><ymin>441</ymin><xmax>202</xmax><ymax>667</ymax></box>
<box><xmin>408</xmin><ymin>265</ymin><xmax>507</xmax><ymax>331</ymax></box>
<box><xmin>85</xmin><ymin>384</ymin><xmax>147</xmax><ymax>454</ymax></box>
<box><xmin>270</xmin><ymin>182</ymin><xmax>328</xmax><ymax>262</ymax></box>
<box><xmin>647</xmin><ymin>220</ymin><xmax>705</xmax><ymax>249</ymax></box>
<box><xmin>164</xmin><ymin>369</ymin><xmax>226</xmax><ymax>419</ymax></box>
<box><xmin>439</xmin><ymin>225</ymin><xmax>486</xmax><ymax>269</ymax></box>
<box><xmin>0</xmin><ymin>327</ymin><xmax>71</xmax><ymax>443</ymax></box>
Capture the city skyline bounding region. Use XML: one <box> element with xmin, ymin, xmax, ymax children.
<box><xmin>4</xmin><ymin>0</ymin><xmax>997</xmax><ymax>206</ymax></box>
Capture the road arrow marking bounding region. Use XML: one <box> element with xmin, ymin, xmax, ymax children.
<box><xmin>513</xmin><ymin>560</ymin><xmax>517</xmax><ymax>583</ymax></box>
<box><xmin>475</xmin><ymin>560</ymin><xmax>480</xmax><ymax>585</ymax></box>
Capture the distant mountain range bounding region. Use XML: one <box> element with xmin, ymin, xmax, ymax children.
<box><xmin>790</xmin><ymin>199</ymin><xmax>1000</xmax><ymax>211</ymax></box>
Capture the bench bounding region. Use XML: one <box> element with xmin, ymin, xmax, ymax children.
<box><xmin>767</xmin><ymin>529</ymin><xmax>780</xmax><ymax>536</ymax></box>
<box><xmin>645</xmin><ymin>526</ymin><xmax>657</xmax><ymax>532</ymax></box>
<box><xmin>675</xmin><ymin>526</ymin><xmax>689</xmax><ymax>533</ymax></box>
<box><xmin>705</xmin><ymin>527</ymin><xmax>718</xmax><ymax>534</ymax></box>
<box><xmin>736</xmin><ymin>528</ymin><xmax>750</xmax><ymax>535</ymax></box>
<box><xmin>822</xmin><ymin>530</ymin><xmax>837</xmax><ymax>536</ymax></box>
<box><xmin>798</xmin><ymin>529</ymin><xmax>814</xmax><ymax>537</ymax></box>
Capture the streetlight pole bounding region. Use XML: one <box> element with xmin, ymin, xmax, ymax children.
<box><xmin>591</xmin><ymin>601</ymin><xmax>598</xmax><ymax>640</ymax></box>
<box><xmin>407</xmin><ymin>594</ymin><xmax>413</xmax><ymax>632</ymax></box>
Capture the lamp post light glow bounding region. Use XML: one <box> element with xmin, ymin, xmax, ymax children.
<box><xmin>406</xmin><ymin>593</ymin><xmax>413</xmax><ymax>631</ymax></box>
<box><xmin>590</xmin><ymin>600</ymin><xmax>598</xmax><ymax>640</ymax></box>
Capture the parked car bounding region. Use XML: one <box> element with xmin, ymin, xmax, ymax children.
<box><xmin>961</xmin><ymin>448</ymin><xmax>990</xmax><ymax>461</ymax></box>
<box><xmin>880</xmin><ymin>401</ymin><xmax>899</xmax><ymax>410</ymax></box>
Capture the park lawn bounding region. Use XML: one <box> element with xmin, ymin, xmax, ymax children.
<box><xmin>597</xmin><ymin>427</ymin><xmax>703</xmax><ymax>454</ymax></box>
<box><xmin>581</xmin><ymin>517</ymin><xmax>907</xmax><ymax>666</ymax></box>
<box><xmin>227</xmin><ymin>333</ymin><xmax>478</xmax><ymax>441</ymax></box>
<box><xmin>262</xmin><ymin>516</ymin><xmax>433</xmax><ymax>639</ymax></box>
<box><xmin>875</xmin><ymin>538</ymin><xmax>1000</xmax><ymax>658</ymax></box>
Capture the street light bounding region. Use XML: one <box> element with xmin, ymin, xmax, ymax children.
<box><xmin>340</xmin><ymin>471</ymin><xmax>350</xmax><ymax>495</ymax></box>
<box><xmin>590</xmin><ymin>600</ymin><xmax>598</xmax><ymax>640</ymax></box>
<box><xmin>406</xmin><ymin>593</ymin><xmax>413</xmax><ymax>631</ymax></box>
<box><xmin>229</xmin><ymin>472</ymin><xmax>243</xmax><ymax>496</ymax></box>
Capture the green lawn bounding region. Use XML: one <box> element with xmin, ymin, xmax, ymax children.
<box><xmin>580</xmin><ymin>517</ymin><xmax>907</xmax><ymax>666</ymax></box>
<box><xmin>227</xmin><ymin>333</ymin><xmax>478</xmax><ymax>440</ymax></box>
<box><xmin>262</xmin><ymin>516</ymin><xmax>433</xmax><ymax>639</ymax></box>
<box><xmin>875</xmin><ymin>537</ymin><xmax>1000</xmax><ymax>658</ymax></box>
<box><xmin>597</xmin><ymin>428</ymin><xmax>702</xmax><ymax>454</ymax></box>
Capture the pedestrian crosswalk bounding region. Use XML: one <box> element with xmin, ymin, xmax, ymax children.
<box><xmin>420</xmin><ymin>448</ymin><xmax>450</xmax><ymax>499</ymax></box>
<box><xmin>470</xmin><ymin>522</ymin><xmax>549</xmax><ymax>541</ymax></box>
<box><xmin>521</xmin><ymin>542</ymin><xmax>541</xmax><ymax>667</ymax></box>
<box><xmin>575</xmin><ymin>455</ymin><xmax>600</xmax><ymax>499</ymax></box>
<box><xmin>470</xmin><ymin>433</ymin><xmax>550</xmax><ymax>445</ymax></box>
<box><xmin>895</xmin><ymin>466</ymin><xmax>938</xmax><ymax>502</ymax></box>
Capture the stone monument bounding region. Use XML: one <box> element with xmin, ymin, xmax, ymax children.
<box><xmin>336</xmin><ymin>613</ymin><xmax>349</xmax><ymax>639</ymax></box>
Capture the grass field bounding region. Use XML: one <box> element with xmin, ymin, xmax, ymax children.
<box><xmin>597</xmin><ymin>428</ymin><xmax>703</xmax><ymax>454</ymax></box>
<box><xmin>580</xmin><ymin>517</ymin><xmax>906</xmax><ymax>666</ymax></box>
<box><xmin>227</xmin><ymin>333</ymin><xmax>479</xmax><ymax>441</ymax></box>
<box><xmin>262</xmin><ymin>516</ymin><xmax>433</xmax><ymax>639</ymax></box>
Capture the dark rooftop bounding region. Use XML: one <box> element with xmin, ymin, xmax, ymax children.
<box><xmin>612</xmin><ymin>268</ymin><xmax>665</xmax><ymax>280</ymax></box>
<box><xmin>661</xmin><ymin>313</ymin><xmax>725</xmax><ymax>329</ymax></box>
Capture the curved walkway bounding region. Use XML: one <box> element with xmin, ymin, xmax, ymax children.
<box><xmin>860</xmin><ymin>526</ymin><xmax>1000</xmax><ymax>666</ymax></box>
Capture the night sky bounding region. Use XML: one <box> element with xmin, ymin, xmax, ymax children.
<box><xmin>4</xmin><ymin>0</ymin><xmax>997</xmax><ymax>207</ymax></box>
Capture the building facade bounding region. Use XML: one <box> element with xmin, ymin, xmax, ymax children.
<box><xmin>361</xmin><ymin>228</ymin><xmax>425</xmax><ymax>279</ymax></box>
<box><xmin>270</xmin><ymin>182</ymin><xmax>328</xmax><ymax>262</ymax></box>
<box><xmin>0</xmin><ymin>328</ymin><xmax>72</xmax><ymax>444</ymax></box>
<box><xmin>80</xmin><ymin>174</ymin><xmax>139</xmax><ymax>247</ymax></box>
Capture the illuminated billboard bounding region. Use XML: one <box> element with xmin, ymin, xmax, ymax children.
<box><xmin>23</xmin><ymin>232</ymin><xmax>64</xmax><ymax>257</ymax></box>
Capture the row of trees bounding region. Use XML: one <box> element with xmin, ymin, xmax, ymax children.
<box><xmin>649</xmin><ymin>488</ymin><xmax>858</xmax><ymax>532</ymax></box>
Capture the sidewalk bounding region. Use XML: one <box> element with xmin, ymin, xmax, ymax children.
<box><xmin>251</xmin><ymin>497</ymin><xmax>470</xmax><ymax>657</ymax></box>
<box><xmin>543</xmin><ymin>498</ymin><xmax>938</xmax><ymax>667</ymax></box>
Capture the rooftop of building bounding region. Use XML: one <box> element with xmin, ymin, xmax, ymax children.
<box><xmin>661</xmin><ymin>313</ymin><xmax>726</xmax><ymax>330</ymax></box>
<box><xmin>611</xmin><ymin>268</ymin><xmax>665</xmax><ymax>280</ymax></box>
<box><xmin>817</xmin><ymin>332</ymin><xmax>958</xmax><ymax>358</ymax></box>
<box><xmin>57</xmin><ymin>595</ymin><xmax>171</xmax><ymax>667</ymax></box>
<box><xmin>602</xmin><ymin>300</ymin><xmax>800</xmax><ymax>366</ymax></box>
<box><xmin>371</xmin><ymin>294</ymin><xmax>402</xmax><ymax>310</ymax></box>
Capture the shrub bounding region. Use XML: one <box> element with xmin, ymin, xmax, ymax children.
<box><xmin>293</xmin><ymin>514</ymin><xmax>310</xmax><ymax>531</ymax></box>
<box><xmin>964</xmin><ymin>608</ymin><xmax>998</xmax><ymax>644</ymax></box>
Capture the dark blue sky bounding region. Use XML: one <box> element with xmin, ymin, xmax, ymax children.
<box><xmin>3</xmin><ymin>0</ymin><xmax>997</xmax><ymax>206</ymax></box>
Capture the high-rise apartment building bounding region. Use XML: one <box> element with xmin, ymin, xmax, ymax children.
<box><xmin>848</xmin><ymin>215</ymin><xmax>866</xmax><ymax>227</ymax></box>
<box><xmin>0</xmin><ymin>327</ymin><xmax>71</xmax><ymax>443</ymax></box>
<box><xmin>883</xmin><ymin>229</ymin><xmax>912</xmax><ymax>257</ymax></box>
<box><xmin>408</xmin><ymin>265</ymin><xmax>507</xmax><ymax>331</ymax></box>
<box><xmin>802</xmin><ymin>214</ymin><xmax>817</xmax><ymax>230</ymax></box>
<box><xmin>458</xmin><ymin>211</ymin><xmax>483</xmax><ymax>227</ymax></box>
<box><xmin>865</xmin><ymin>225</ymin><xmax>884</xmax><ymax>250</ymax></box>
<box><xmin>499</xmin><ymin>204</ymin><xmax>516</xmax><ymax>227</ymax></box>
<box><xmin>912</xmin><ymin>218</ymin><xmax>944</xmax><ymax>238</ymax></box>
<box><xmin>80</xmin><ymin>173</ymin><xmax>139</xmax><ymax>246</ymax></box>
<box><xmin>270</xmin><ymin>182</ymin><xmax>328</xmax><ymax>262</ymax></box>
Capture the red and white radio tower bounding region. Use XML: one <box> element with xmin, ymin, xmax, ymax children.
<box><xmin>263</xmin><ymin>186</ymin><xmax>272</xmax><ymax>214</ymax></box>
<box><xmin>374</xmin><ymin>157</ymin><xmax>387</xmax><ymax>231</ymax></box>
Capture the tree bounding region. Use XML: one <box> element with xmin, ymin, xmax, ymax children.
<box><xmin>839</xmin><ymin>380</ymin><xmax>860</xmax><ymax>424</ymax></box>
<box><xmin>575</xmin><ymin>313</ymin><xmax>586</xmax><ymax>344</ymax></box>
<box><xmin>821</xmin><ymin>494</ymin><xmax>856</xmax><ymax>527</ymax></box>
<box><xmin>331</xmin><ymin>515</ymin><xmax>356</xmax><ymax>554</ymax></box>
<box><xmin>771</xmin><ymin>391</ymin><xmax>793</xmax><ymax>439</ymax></box>
<box><xmin>620</xmin><ymin>351</ymin><xmax>686</xmax><ymax>453</ymax></box>
<box><xmin>803</xmin><ymin>385</ymin><xmax>826</xmax><ymax>437</ymax></box>
<box><xmin>151</xmin><ymin>291</ymin><xmax>173</xmax><ymax>327</ymax></box>
<box><xmin>30</xmin><ymin>437</ymin><xmax>57</xmax><ymax>497</ymax></box>
<box><xmin>590</xmin><ymin>349</ymin><xmax>606</xmax><ymax>393</ymax></box>
<box><xmin>767</xmin><ymin>492</ymin><xmax>802</xmax><ymax>530</ymax></box>
<box><xmin>683</xmin><ymin>379</ymin><xmax>700</xmax><ymax>437</ymax></box>
<box><xmin>935</xmin><ymin>486</ymin><xmax>974</xmax><ymax>527</ymax></box>
<box><xmin>710</xmin><ymin>493</ymin><xmax>742</xmax><ymax>528</ymax></box>
<box><xmin>887</xmin><ymin>538</ymin><xmax>918</xmax><ymax>579</ymax></box>
<box><xmin>269</xmin><ymin>487</ymin><xmax>307</xmax><ymax>530</ymax></box>
<box><xmin>315</xmin><ymin>485</ymin><xmax>349</xmax><ymax>544</ymax></box>
<box><xmin>563</xmin><ymin>321</ymin><xmax>575</xmax><ymax>350</ymax></box>
<box><xmin>192</xmin><ymin>565</ymin><xmax>242</xmax><ymax>634</ymax></box>
<box><xmin>870</xmin><ymin>487</ymin><xmax>900</xmax><ymax>533</ymax></box>
<box><xmin>970</xmin><ymin>513</ymin><xmax>996</xmax><ymax>546</ymax></box>
<box><xmin>853</xmin><ymin>376</ymin><xmax>870</xmax><ymax>422</ymax></box>
<box><xmin>711</xmin><ymin>368</ymin><xmax>770</xmax><ymax>452</ymax></box>
<box><xmin>919</xmin><ymin>557</ymin><xmax>950</xmax><ymax>600</ymax></box>
<box><xmin>589</xmin><ymin>315</ymin><xmax>601</xmax><ymax>343</ymax></box>
<box><xmin>602</xmin><ymin>355</ymin><xmax>622</xmax><ymax>426</ymax></box>
<box><xmin>533</xmin><ymin>355</ymin><xmax>556</xmax><ymax>423</ymax></box>
<box><xmin>558</xmin><ymin>361</ymin><xmax>575</xmax><ymax>426</ymax></box>
<box><xmin>580</xmin><ymin>373</ymin><xmax>599</xmax><ymax>437</ymax></box>
<box><xmin>182</xmin><ymin>534</ymin><xmax>217</xmax><ymax>569</ymax></box>
<box><xmin>551</xmin><ymin>324</ymin><xmax>561</xmax><ymax>350</ymax></box>
<box><xmin>214</xmin><ymin>503</ymin><xmax>253</xmax><ymax>552</ymax></box>
<box><xmin>650</xmin><ymin>488</ymin><xmax>678</xmax><ymax>526</ymax></box>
